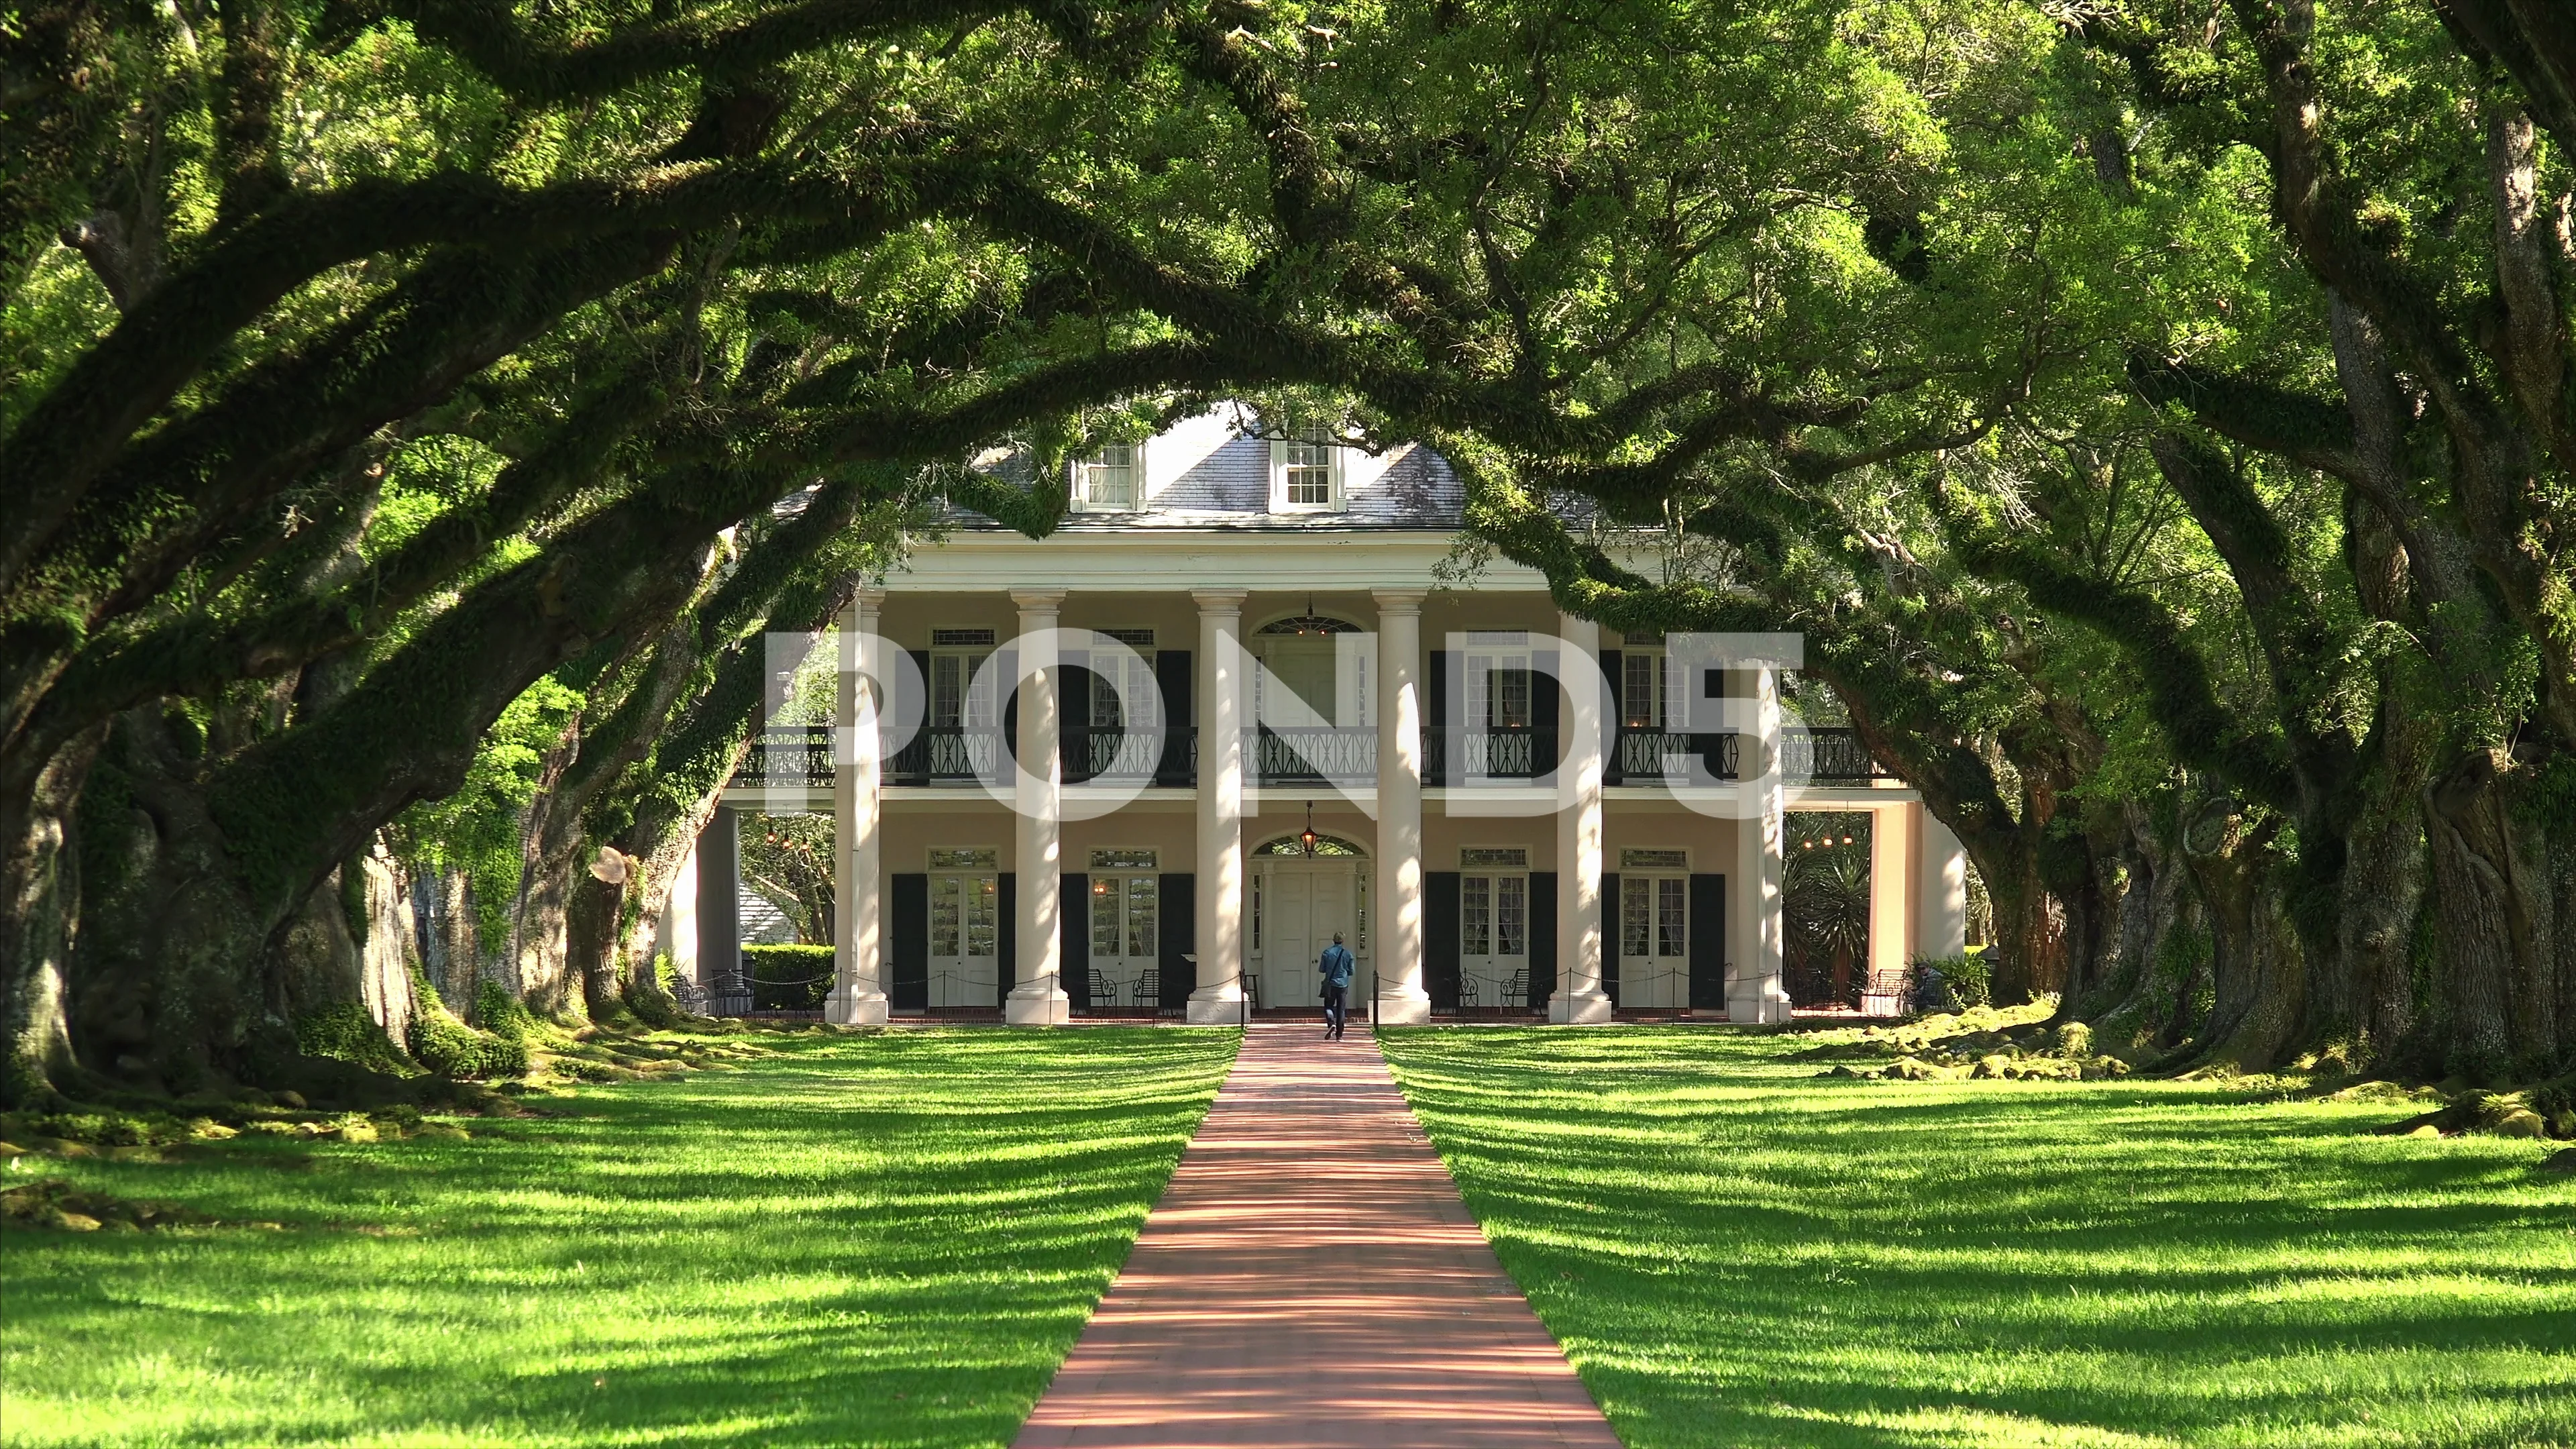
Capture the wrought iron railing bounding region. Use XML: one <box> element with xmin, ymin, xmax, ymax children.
<box><xmin>732</xmin><ymin>720</ymin><xmax>1879</xmax><ymax>789</ymax></box>
<box><xmin>1252</xmin><ymin>726</ymin><xmax>1376</xmax><ymax>785</ymax></box>
<box><xmin>735</xmin><ymin>724</ymin><xmax>833</xmax><ymax>788</ymax></box>
<box><xmin>1610</xmin><ymin>728</ymin><xmax>1740</xmax><ymax>783</ymax></box>
<box><xmin>1785</xmin><ymin>726</ymin><xmax>1884</xmax><ymax>782</ymax></box>
<box><xmin>1421</xmin><ymin>726</ymin><xmax>1554</xmax><ymax>784</ymax></box>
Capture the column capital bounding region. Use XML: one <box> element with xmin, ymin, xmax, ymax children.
<box><xmin>849</xmin><ymin>582</ymin><xmax>887</xmax><ymax>608</ymax></box>
<box><xmin>1010</xmin><ymin>587</ymin><xmax>1068</xmax><ymax>612</ymax></box>
<box><xmin>1371</xmin><ymin>588</ymin><xmax>1427</xmax><ymax>614</ymax></box>
<box><xmin>1191</xmin><ymin>588</ymin><xmax>1250</xmax><ymax>612</ymax></box>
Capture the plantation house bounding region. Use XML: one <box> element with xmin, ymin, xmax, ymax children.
<box><xmin>669</xmin><ymin>406</ymin><xmax>1967</xmax><ymax>1024</ymax></box>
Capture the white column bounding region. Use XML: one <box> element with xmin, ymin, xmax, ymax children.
<box><xmin>1866</xmin><ymin>803</ymin><xmax>1909</xmax><ymax>1014</ymax></box>
<box><xmin>1006</xmin><ymin>588</ymin><xmax>1070</xmax><ymax>1026</ymax></box>
<box><xmin>1548</xmin><ymin>610</ymin><xmax>1613</xmax><ymax>1024</ymax></box>
<box><xmin>1731</xmin><ymin>666</ymin><xmax>1790</xmax><ymax>1022</ymax></box>
<box><xmin>1918</xmin><ymin>804</ymin><xmax>1968</xmax><ymax>958</ymax></box>
<box><xmin>828</xmin><ymin>588</ymin><xmax>890</xmax><ymax>1026</ymax></box>
<box><xmin>1373</xmin><ymin>590</ymin><xmax>1431</xmax><ymax>1024</ymax></box>
<box><xmin>1186</xmin><ymin>590</ymin><xmax>1249</xmax><ymax>1024</ymax></box>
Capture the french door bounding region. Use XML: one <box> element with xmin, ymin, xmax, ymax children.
<box><xmin>1619</xmin><ymin>873</ymin><xmax>1689</xmax><ymax>1008</ymax></box>
<box><xmin>928</xmin><ymin>871</ymin><xmax>1000</xmax><ymax>1008</ymax></box>
<box><xmin>1462</xmin><ymin>645</ymin><xmax>1533</xmax><ymax>776</ymax></box>
<box><xmin>1089</xmin><ymin>873</ymin><xmax>1159</xmax><ymax>1000</ymax></box>
<box><xmin>929</xmin><ymin>649</ymin><xmax>997</xmax><ymax>777</ymax></box>
<box><xmin>1086</xmin><ymin>651</ymin><xmax>1160</xmax><ymax>777</ymax></box>
<box><xmin>1459</xmin><ymin>871</ymin><xmax>1529</xmax><ymax>1008</ymax></box>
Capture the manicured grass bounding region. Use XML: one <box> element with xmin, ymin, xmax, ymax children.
<box><xmin>1</xmin><ymin>1026</ymin><xmax>1237</xmax><ymax>1448</ymax></box>
<box><xmin>1380</xmin><ymin>1026</ymin><xmax>2576</xmax><ymax>1449</ymax></box>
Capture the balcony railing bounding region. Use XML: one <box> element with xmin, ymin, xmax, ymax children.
<box><xmin>1609</xmin><ymin>728</ymin><xmax>1739</xmax><ymax>784</ymax></box>
<box><xmin>1786</xmin><ymin>727</ymin><xmax>1885</xmax><ymax>782</ymax></box>
<box><xmin>1252</xmin><ymin>726</ymin><xmax>1376</xmax><ymax>784</ymax></box>
<box><xmin>731</xmin><ymin>722</ymin><xmax>1878</xmax><ymax>789</ymax></box>
<box><xmin>735</xmin><ymin>724</ymin><xmax>833</xmax><ymax>788</ymax></box>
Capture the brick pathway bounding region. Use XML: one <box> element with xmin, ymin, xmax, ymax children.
<box><xmin>1014</xmin><ymin>1023</ymin><xmax>1622</xmax><ymax>1448</ymax></box>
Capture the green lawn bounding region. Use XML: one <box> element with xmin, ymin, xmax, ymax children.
<box><xmin>1380</xmin><ymin>1026</ymin><xmax>2576</xmax><ymax>1449</ymax></box>
<box><xmin>1</xmin><ymin>1026</ymin><xmax>1237</xmax><ymax>1449</ymax></box>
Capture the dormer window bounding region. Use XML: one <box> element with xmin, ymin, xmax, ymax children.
<box><xmin>1270</xmin><ymin>422</ymin><xmax>1343</xmax><ymax>513</ymax></box>
<box><xmin>1076</xmin><ymin>441</ymin><xmax>1140</xmax><ymax>511</ymax></box>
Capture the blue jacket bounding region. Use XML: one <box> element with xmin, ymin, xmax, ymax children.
<box><xmin>1319</xmin><ymin>944</ymin><xmax>1356</xmax><ymax>989</ymax></box>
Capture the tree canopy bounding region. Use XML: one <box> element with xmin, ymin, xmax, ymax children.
<box><xmin>3</xmin><ymin>0</ymin><xmax>2571</xmax><ymax>1104</ymax></box>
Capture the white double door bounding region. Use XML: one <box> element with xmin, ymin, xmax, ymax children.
<box><xmin>1619</xmin><ymin>873</ymin><xmax>1690</xmax><ymax>1008</ymax></box>
<box><xmin>1089</xmin><ymin>872</ymin><xmax>1160</xmax><ymax>1002</ymax></box>
<box><xmin>1255</xmin><ymin>861</ymin><xmax>1366</xmax><ymax>1012</ymax></box>
<box><xmin>928</xmin><ymin>871</ymin><xmax>1000</xmax><ymax>1008</ymax></box>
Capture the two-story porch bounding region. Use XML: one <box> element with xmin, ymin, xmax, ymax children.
<box><xmin>665</xmin><ymin>527</ymin><xmax>1968</xmax><ymax>1026</ymax></box>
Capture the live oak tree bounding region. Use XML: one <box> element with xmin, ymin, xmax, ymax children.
<box><xmin>5</xmin><ymin>0</ymin><xmax>2570</xmax><ymax>1105</ymax></box>
<box><xmin>3</xmin><ymin>0</ymin><xmax>2038</xmax><ymax>1102</ymax></box>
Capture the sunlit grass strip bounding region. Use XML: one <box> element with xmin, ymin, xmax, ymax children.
<box><xmin>1381</xmin><ymin>1026</ymin><xmax>2576</xmax><ymax>1449</ymax></box>
<box><xmin>1</xmin><ymin>1026</ymin><xmax>1238</xmax><ymax>1449</ymax></box>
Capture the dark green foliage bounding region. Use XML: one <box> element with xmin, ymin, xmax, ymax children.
<box><xmin>621</xmin><ymin>978</ymin><xmax>687</xmax><ymax>1030</ymax></box>
<box><xmin>406</xmin><ymin>1010</ymin><xmax>528</xmax><ymax>1082</ymax></box>
<box><xmin>292</xmin><ymin>1004</ymin><xmax>422</xmax><ymax>1079</ymax></box>
<box><xmin>742</xmin><ymin>944</ymin><xmax>835</xmax><ymax>1011</ymax></box>
<box><xmin>6</xmin><ymin>1108</ymin><xmax>186</xmax><ymax>1147</ymax></box>
<box><xmin>473</xmin><ymin>979</ymin><xmax>539</xmax><ymax>1040</ymax></box>
<box><xmin>398</xmin><ymin>975</ymin><xmax>530</xmax><ymax>1081</ymax></box>
<box><xmin>1913</xmin><ymin>953</ymin><xmax>1993</xmax><ymax>1010</ymax></box>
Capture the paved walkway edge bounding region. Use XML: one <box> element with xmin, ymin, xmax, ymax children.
<box><xmin>1013</xmin><ymin>1023</ymin><xmax>1622</xmax><ymax>1448</ymax></box>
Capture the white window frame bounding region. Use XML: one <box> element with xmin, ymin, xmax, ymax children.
<box><xmin>1073</xmin><ymin>440</ymin><xmax>1145</xmax><ymax>513</ymax></box>
<box><xmin>1621</xmin><ymin>645</ymin><xmax>1667</xmax><ymax>729</ymax></box>
<box><xmin>1269</xmin><ymin>422</ymin><xmax>1345</xmax><ymax>513</ymax></box>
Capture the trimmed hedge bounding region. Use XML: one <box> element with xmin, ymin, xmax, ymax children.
<box><xmin>743</xmin><ymin>944</ymin><xmax>836</xmax><ymax>1011</ymax></box>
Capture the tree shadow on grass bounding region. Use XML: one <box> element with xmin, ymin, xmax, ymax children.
<box><xmin>1383</xmin><ymin>1026</ymin><xmax>2576</xmax><ymax>1449</ymax></box>
<box><xmin>0</xmin><ymin>1026</ymin><xmax>1238</xmax><ymax>1449</ymax></box>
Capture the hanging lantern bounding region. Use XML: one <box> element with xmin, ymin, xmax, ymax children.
<box><xmin>1299</xmin><ymin>801</ymin><xmax>1319</xmax><ymax>857</ymax></box>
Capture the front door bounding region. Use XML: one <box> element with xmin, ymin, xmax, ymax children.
<box><xmin>1459</xmin><ymin>870</ymin><xmax>1529</xmax><ymax>1010</ymax></box>
<box><xmin>928</xmin><ymin>871</ymin><xmax>999</xmax><ymax>1008</ymax></box>
<box><xmin>1089</xmin><ymin>872</ymin><xmax>1160</xmax><ymax>1005</ymax></box>
<box><xmin>1619</xmin><ymin>872</ymin><xmax>1689</xmax><ymax>1008</ymax></box>
<box><xmin>1255</xmin><ymin>863</ymin><xmax>1361</xmax><ymax>1012</ymax></box>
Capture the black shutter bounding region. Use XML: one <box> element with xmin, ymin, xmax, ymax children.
<box><xmin>1056</xmin><ymin>646</ymin><xmax>1089</xmax><ymax>784</ymax></box>
<box><xmin>1598</xmin><ymin>649</ymin><xmax>1624</xmax><ymax>786</ymax></box>
<box><xmin>1529</xmin><ymin>871</ymin><xmax>1559</xmax><ymax>1010</ymax></box>
<box><xmin>1427</xmin><ymin>871</ymin><xmax>1462</xmax><ymax>1010</ymax></box>
<box><xmin>1598</xmin><ymin>871</ymin><xmax>1619</xmax><ymax>1006</ymax></box>
<box><xmin>890</xmin><ymin>874</ymin><xmax>929</xmax><ymax>1010</ymax></box>
<box><xmin>1000</xmin><ymin>646</ymin><xmax>1019</xmax><ymax>761</ymax></box>
<box><xmin>1157</xmin><ymin>650</ymin><xmax>1193</xmax><ymax>786</ymax></box>
<box><xmin>996</xmin><ymin>872</ymin><xmax>1016</xmax><ymax>1006</ymax></box>
<box><xmin>1427</xmin><ymin>649</ymin><xmax>1452</xmax><ymax>786</ymax></box>
<box><xmin>1689</xmin><ymin>873</ymin><xmax>1727</xmax><ymax>1011</ymax></box>
<box><xmin>1159</xmin><ymin>873</ymin><xmax>1195</xmax><ymax>1010</ymax></box>
<box><xmin>894</xmin><ymin>649</ymin><xmax>932</xmax><ymax>782</ymax></box>
<box><xmin>1062</xmin><ymin>872</ymin><xmax>1089</xmax><ymax>1008</ymax></box>
<box><xmin>1533</xmin><ymin>646</ymin><xmax>1560</xmax><ymax>782</ymax></box>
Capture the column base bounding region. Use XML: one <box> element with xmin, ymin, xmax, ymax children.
<box><xmin>1548</xmin><ymin>989</ymin><xmax>1615</xmax><ymax>1025</ymax></box>
<box><xmin>824</xmin><ymin>991</ymin><xmax>890</xmax><ymax>1027</ymax></box>
<box><xmin>1729</xmin><ymin>974</ymin><xmax>1790</xmax><ymax>1024</ymax></box>
<box><xmin>1004</xmin><ymin>985</ymin><xmax>1071</xmax><ymax>1026</ymax></box>
<box><xmin>1183</xmin><ymin>983</ymin><xmax>1245</xmax><ymax>1025</ymax></box>
<box><xmin>1374</xmin><ymin>986</ymin><xmax>1433</xmax><ymax>1026</ymax></box>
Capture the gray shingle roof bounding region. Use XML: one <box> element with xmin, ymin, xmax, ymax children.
<box><xmin>941</xmin><ymin>406</ymin><xmax>1467</xmax><ymax>531</ymax></box>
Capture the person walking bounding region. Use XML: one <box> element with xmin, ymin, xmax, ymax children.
<box><xmin>1318</xmin><ymin>933</ymin><xmax>1356</xmax><ymax>1040</ymax></box>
